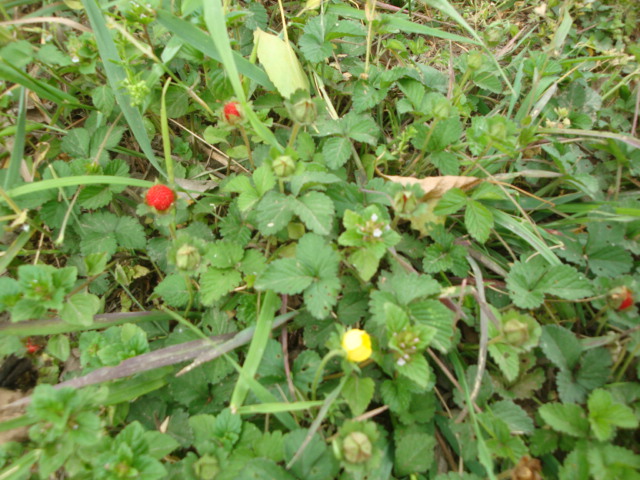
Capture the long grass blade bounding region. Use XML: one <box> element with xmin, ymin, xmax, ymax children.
<box><xmin>155</xmin><ymin>10</ymin><xmax>274</xmax><ymax>90</ymax></box>
<box><xmin>229</xmin><ymin>291</ymin><xmax>280</xmax><ymax>411</ymax></box>
<box><xmin>3</xmin><ymin>175</ymin><xmax>153</xmax><ymax>204</ymax></box>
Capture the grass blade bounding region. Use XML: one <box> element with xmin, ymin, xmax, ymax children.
<box><xmin>155</xmin><ymin>10</ymin><xmax>274</xmax><ymax>90</ymax></box>
<box><xmin>230</xmin><ymin>291</ymin><xmax>280</xmax><ymax>411</ymax></box>
<box><xmin>80</xmin><ymin>0</ymin><xmax>167</xmax><ymax>177</ymax></box>
<box><xmin>492</xmin><ymin>209</ymin><xmax>562</xmax><ymax>265</ymax></box>
<box><xmin>3</xmin><ymin>175</ymin><xmax>153</xmax><ymax>204</ymax></box>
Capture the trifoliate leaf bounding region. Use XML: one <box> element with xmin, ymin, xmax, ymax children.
<box><xmin>588</xmin><ymin>389</ymin><xmax>639</xmax><ymax>441</ymax></box>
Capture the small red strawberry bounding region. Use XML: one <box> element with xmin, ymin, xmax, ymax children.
<box><xmin>25</xmin><ymin>337</ymin><xmax>41</xmax><ymax>354</ymax></box>
<box><xmin>610</xmin><ymin>286</ymin><xmax>634</xmax><ymax>311</ymax></box>
<box><xmin>145</xmin><ymin>184</ymin><xmax>175</xmax><ymax>211</ymax></box>
<box><xmin>618</xmin><ymin>287</ymin><xmax>634</xmax><ymax>311</ymax></box>
<box><xmin>223</xmin><ymin>101</ymin><xmax>242</xmax><ymax>124</ymax></box>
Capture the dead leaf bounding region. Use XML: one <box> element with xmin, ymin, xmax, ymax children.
<box><xmin>174</xmin><ymin>178</ymin><xmax>218</xmax><ymax>202</ymax></box>
<box><xmin>385</xmin><ymin>175</ymin><xmax>482</xmax><ymax>200</ymax></box>
<box><xmin>0</xmin><ymin>388</ymin><xmax>29</xmax><ymax>444</ymax></box>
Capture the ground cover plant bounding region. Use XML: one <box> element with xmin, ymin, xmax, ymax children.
<box><xmin>0</xmin><ymin>0</ymin><xmax>639</xmax><ymax>478</ymax></box>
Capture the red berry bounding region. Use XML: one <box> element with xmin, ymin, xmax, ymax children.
<box><xmin>145</xmin><ymin>185</ymin><xmax>175</xmax><ymax>211</ymax></box>
<box><xmin>618</xmin><ymin>288</ymin><xmax>634</xmax><ymax>311</ymax></box>
<box><xmin>223</xmin><ymin>101</ymin><xmax>242</xmax><ymax>124</ymax></box>
<box><xmin>25</xmin><ymin>337</ymin><xmax>41</xmax><ymax>354</ymax></box>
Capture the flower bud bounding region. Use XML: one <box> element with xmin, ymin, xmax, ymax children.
<box><xmin>342</xmin><ymin>329</ymin><xmax>372</xmax><ymax>362</ymax></box>
<box><xmin>343</xmin><ymin>431</ymin><xmax>373</xmax><ymax>464</ymax></box>
<box><xmin>272</xmin><ymin>155</ymin><xmax>296</xmax><ymax>177</ymax></box>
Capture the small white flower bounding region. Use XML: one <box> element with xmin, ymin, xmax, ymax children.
<box><xmin>370</xmin><ymin>213</ymin><xmax>378</xmax><ymax>222</ymax></box>
<box><xmin>22</xmin><ymin>224</ymin><xmax>30</xmax><ymax>232</ymax></box>
<box><xmin>372</xmin><ymin>228</ymin><xmax>382</xmax><ymax>238</ymax></box>
<box><xmin>267</xmin><ymin>222</ymin><xmax>275</xmax><ymax>228</ymax></box>
<box><xmin>397</xmin><ymin>357</ymin><xmax>406</xmax><ymax>366</ymax></box>
<box><xmin>71</xmin><ymin>55</ymin><xmax>80</xmax><ymax>63</ymax></box>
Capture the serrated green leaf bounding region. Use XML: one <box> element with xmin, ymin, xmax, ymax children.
<box><xmin>587</xmin><ymin>389</ymin><xmax>638</xmax><ymax>441</ymax></box>
<box><xmin>322</xmin><ymin>136</ymin><xmax>352</xmax><ymax>170</ymax></box>
<box><xmin>303</xmin><ymin>277</ymin><xmax>340</xmax><ymax>319</ymax></box>
<box><xmin>206</xmin><ymin>240</ymin><xmax>245</xmax><ymax>269</ymax></box>
<box><xmin>349</xmin><ymin>247</ymin><xmax>381</xmax><ymax>282</ymax></box>
<box><xmin>299</xmin><ymin>15</ymin><xmax>333</xmax><ymax>63</ymax></box>
<box><xmin>465</xmin><ymin>199</ymin><xmax>493</xmax><ymax>243</ymax></box>
<box><xmin>488</xmin><ymin>342</ymin><xmax>520</xmax><ymax>382</ymax></box>
<box><xmin>61</xmin><ymin>128</ymin><xmax>90</xmax><ymax>157</ymax></box>
<box><xmin>154</xmin><ymin>274</ymin><xmax>191</xmax><ymax>308</ymax></box>
<box><xmin>380</xmin><ymin>379</ymin><xmax>412</xmax><ymax>413</ymax></box>
<box><xmin>539</xmin><ymin>402</ymin><xmax>589</xmax><ymax>437</ymax></box>
<box><xmin>60</xmin><ymin>293</ymin><xmax>100</xmax><ymax>326</ymax></box>
<box><xmin>540</xmin><ymin>264</ymin><xmax>593</xmax><ymax>300</ymax></box>
<box><xmin>254</xmin><ymin>258</ymin><xmax>313</xmax><ymax>294</ymax></box>
<box><xmin>200</xmin><ymin>268</ymin><xmax>242</xmax><ymax>305</ymax></box>
<box><xmin>342</xmin><ymin>376</ymin><xmax>375</xmax><ymax>416</ymax></box>
<box><xmin>343</xmin><ymin>111</ymin><xmax>379</xmax><ymax>145</ymax></box>
<box><xmin>91</xmin><ymin>85</ymin><xmax>115</xmax><ymax>115</ymax></box>
<box><xmin>540</xmin><ymin>325</ymin><xmax>582</xmax><ymax>371</ymax></box>
<box><xmin>394</xmin><ymin>431</ymin><xmax>435</xmax><ymax>476</ymax></box>
<box><xmin>296</xmin><ymin>233</ymin><xmax>340</xmax><ymax>278</ymax></box>
<box><xmin>491</xmin><ymin>400</ymin><xmax>534</xmax><ymax>434</ymax></box>
<box><xmin>396</xmin><ymin>353</ymin><xmax>431</xmax><ymax>390</ymax></box>
<box><xmin>434</xmin><ymin>188</ymin><xmax>467</xmax><ymax>215</ymax></box>
<box><xmin>257</xmin><ymin>191</ymin><xmax>296</xmax><ymax>235</ymax></box>
<box><xmin>409</xmin><ymin>300</ymin><xmax>454</xmax><ymax>353</ymax></box>
<box><xmin>115</xmin><ymin>216</ymin><xmax>146</xmax><ymax>250</ymax></box>
<box><xmin>77</xmin><ymin>185</ymin><xmax>112</xmax><ymax>209</ymax></box>
<box><xmin>253</xmin><ymin>164</ymin><xmax>276</xmax><ymax>197</ymax></box>
<box><xmin>294</xmin><ymin>191</ymin><xmax>335</xmax><ymax>236</ymax></box>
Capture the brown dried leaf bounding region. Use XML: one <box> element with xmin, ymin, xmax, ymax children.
<box><xmin>385</xmin><ymin>175</ymin><xmax>482</xmax><ymax>200</ymax></box>
<box><xmin>0</xmin><ymin>388</ymin><xmax>29</xmax><ymax>444</ymax></box>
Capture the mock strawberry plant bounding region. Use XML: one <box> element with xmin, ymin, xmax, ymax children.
<box><xmin>1</xmin><ymin>0</ymin><xmax>639</xmax><ymax>479</ymax></box>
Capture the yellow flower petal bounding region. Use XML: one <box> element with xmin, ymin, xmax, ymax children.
<box><xmin>342</xmin><ymin>329</ymin><xmax>372</xmax><ymax>362</ymax></box>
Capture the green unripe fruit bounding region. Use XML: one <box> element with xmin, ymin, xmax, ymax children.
<box><xmin>272</xmin><ymin>155</ymin><xmax>296</xmax><ymax>177</ymax></box>
<box><xmin>393</xmin><ymin>190</ymin><xmax>419</xmax><ymax>215</ymax></box>
<box><xmin>467</xmin><ymin>52</ymin><xmax>483</xmax><ymax>71</ymax></box>
<box><xmin>176</xmin><ymin>244</ymin><xmax>201</xmax><ymax>271</ymax></box>
<box><xmin>503</xmin><ymin>318</ymin><xmax>529</xmax><ymax>347</ymax></box>
<box><xmin>343</xmin><ymin>431</ymin><xmax>373</xmax><ymax>464</ymax></box>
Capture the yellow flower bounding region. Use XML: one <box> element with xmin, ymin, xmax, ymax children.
<box><xmin>342</xmin><ymin>329</ymin><xmax>372</xmax><ymax>362</ymax></box>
